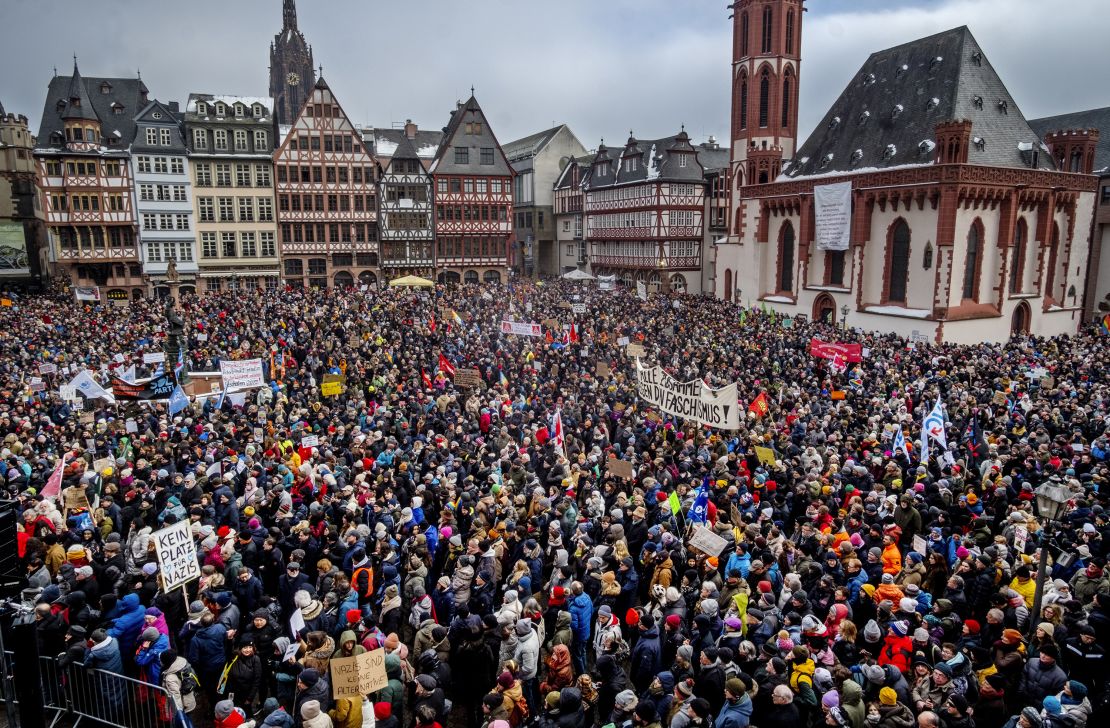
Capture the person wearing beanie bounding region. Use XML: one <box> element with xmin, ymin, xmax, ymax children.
<box><xmin>294</xmin><ymin>668</ymin><xmax>332</xmax><ymax>722</ymax></box>
<box><xmin>1017</xmin><ymin>642</ymin><xmax>1067</xmax><ymax>705</ymax></box>
<box><xmin>223</xmin><ymin>636</ymin><xmax>264</xmax><ymax>712</ymax></box>
<box><xmin>373</xmin><ymin>702</ymin><xmax>399</xmax><ymax>728</ymax></box>
<box><xmin>715</xmin><ymin>676</ymin><xmax>753</xmax><ymax>728</ymax></box>
<box><xmin>878</xmin><ymin>621</ymin><xmax>913</xmax><ymax>675</ymax></box>
<box><xmin>630</xmin><ymin>610</ymin><xmax>662</xmax><ymax>693</ymax></box>
<box><xmin>134</xmin><ymin>624</ymin><xmax>170</xmax><ymax>686</ymax></box>
<box><xmin>160</xmin><ymin>648</ymin><xmax>199</xmax><ymax>719</ymax></box>
<box><xmin>1020</xmin><ymin>706</ymin><xmax>1044</xmax><ymax>728</ymax></box>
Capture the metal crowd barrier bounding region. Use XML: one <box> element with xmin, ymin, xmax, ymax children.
<box><xmin>1</xmin><ymin>651</ymin><xmax>67</xmax><ymax>728</ymax></box>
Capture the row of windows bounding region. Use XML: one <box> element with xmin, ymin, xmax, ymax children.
<box><xmin>205</xmin><ymin>277</ymin><xmax>281</xmax><ymax>293</ymax></box>
<box><xmin>44</xmin><ymin>160</ymin><xmax>123</xmax><ymax>177</ymax></box>
<box><xmin>146</xmin><ymin>241</ymin><xmax>194</xmax><ymax>263</ymax></box>
<box><xmin>194</xmin><ymin>101</ymin><xmax>267</xmax><ymax>119</ymax></box>
<box><xmin>136</xmin><ymin>156</ymin><xmax>186</xmax><ymax>175</ymax></box>
<box><xmin>195</xmin><ymin>163</ymin><xmax>271</xmax><ymax>188</ymax></box>
<box><xmin>284</xmin><ymin>133</ymin><xmax>362</xmax><ymax>154</ymax></box>
<box><xmin>142</xmin><ymin>213</ymin><xmax>190</xmax><ymax>231</ymax></box>
<box><xmin>453</xmin><ymin>147</ymin><xmax>496</xmax><ymax>165</ymax></box>
<box><xmin>381</xmin><ymin>212</ymin><xmax>430</xmax><ymax>230</ymax></box>
<box><xmin>436</xmin><ymin>205</ymin><xmax>509</xmax><ymax>222</ymax></box>
<box><xmin>50</xmin><ymin>193</ymin><xmax>127</xmax><ymax>212</ymax></box>
<box><xmin>199</xmin><ymin>231</ymin><xmax>276</xmax><ymax>259</ymax></box>
<box><xmin>139</xmin><ymin>184</ymin><xmax>187</xmax><ymax>202</ymax></box>
<box><xmin>383</xmin><ymin>185</ymin><xmax>429</xmax><ymax>203</ymax></box>
<box><xmin>738</xmin><ymin>6</ymin><xmax>795</xmax><ymax>58</ymax></box>
<box><xmin>197</xmin><ymin>197</ymin><xmax>274</xmax><ymax>223</ymax></box>
<box><xmin>144</xmin><ymin>128</ymin><xmax>177</xmax><ymax>147</ymax></box>
<box><xmin>590</xmin><ymin>212</ymin><xmax>654</xmax><ymax>230</ymax></box>
<box><xmin>277</xmin><ymin>194</ymin><xmax>375</xmax><ymax>213</ymax></box>
<box><xmin>279</xmin><ymin>222</ymin><xmax>377</xmax><ymax>244</ymax></box>
<box><xmin>436</xmin><ymin>237</ymin><xmax>506</xmax><ymax>258</ymax></box>
<box><xmin>277</xmin><ymin>164</ymin><xmax>371</xmax><ymax>185</ymax></box>
<box><xmin>515</xmin><ymin>211</ymin><xmax>545</xmax><ymax>229</ymax></box>
<box><xmin>435</xmin><ymin>178</ymin><xmax>506</xmax><ymax>195</ymax></box>
<box><xmin>55</xmin><ymin>226</ymin><xmax>135</xmax><ymax>248</ymax></box>
<box><xmin>192</xmin><ymin>128</ymin><xmax>269</xmax><ymax>153</ymax></box>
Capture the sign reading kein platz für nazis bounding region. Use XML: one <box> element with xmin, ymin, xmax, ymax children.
<box><xmin>153</xmin><ymin>520</ymin><xmax>200</xmax><ymax>593</ymax></box>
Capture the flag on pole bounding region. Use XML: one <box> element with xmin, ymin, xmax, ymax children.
<box><xmin>892</xmin><ymin>425</ymin><xmax>908</xmax><ymax>457</ymax></box>
<box><xmin>568</xmin><ymin>324</ymin><xmax>579</xmax><ymax>344</ymax></box>
<box><xmin>451</xmin><ymin>309</ymin><xmax>463</xmax><ymax>325</ymax></box>
<box><xmin>428</xmin><ymin>315</ymin><xmax>436</xmax><ymax>333</ymax></box>
<box><xmin>748</xmin><ymin>392</ymin><xmax>770</xmax><ymax>418</ymax></box>
<box><xmin>168</xmin><ymin>385</ymin><xmax>189</xmax><ymax>416</ymax></box>
<box><xmin>921</xmin><ymin>396</ymin><xmax>946</xmax><ymax>464</ymax></box>
<box><xmin>438</xmin><ymin>353</ymin><xmax>456</xmax><ymax>377</ymax></box>
<box><xmin>40</xmin><ymin>452</ymin><xmax>68</xmax><ymax>502</ymax></box>
<box><xmin>551</xmin><ymin>409</ymin><xmax>566</xmax><ymax>459</ymax></box>
<box><xmin>421</xmin><ymin>369</ymin><xmax>433</xmax><ymax>388</ymax></box>
<box><xmin>499</xmin><ymin>370</ymin><xmax>509</xmax><ymax>388</ymax></box>
<box><xmin>215</xmin><ymin>385</ymin><xmax>227</xmax><ymax>412</ymax></box>
<box><xmin>174</xmin><ymin>349</ymin><xmax>185</xmax><ymax>378</ymax></box>
<box><xmin>667</xmin><ymin>491</ymin><xmax>682</xmax><ymax>516</ymax></box>
<box><xmin>688</xmin><ymin>476</ymin><xmax>710</xmax><ymax>524</ymax></box>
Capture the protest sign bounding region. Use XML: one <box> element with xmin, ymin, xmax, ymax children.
<box><xmin>626</xmin><ymin>343</ymin><xmax>646</xmax><ymax>358</ymax></box>
<box><xmin>152</xmin><ymin>520</ymin><xmax>200</xmax><ymax>592</ymax></box>
<box><xmin>606</xmin><ymin>459</ymin><xmax>634</xmax><ymax>479</ymax></box>
<box><xmin>913</xmin><ymin>535</ymin><xmax>928</xmax><ymax>557</ymax></box>
<box><xmin>754</xmin><ymin>446</ymin><xmax>777</xmax><ymax>466</ymax></box>
<box><xmin>219</xmin><ymin>358</ymin><xmax>265</xmax><ymax>391</ymax></box>
<box><xmin>39</xmin><ymin>363</ymin><xmax>58</xmax><ymax>376</ymax></box>
<box><xmin>455</xmin><ymin>368</ymin><xmax>482</xmax><ymax>388</ymax></box>
<box><xmin>321</xmin><ymin>381</ymin><xmax>342</xmax><ymax>397</ymax></box>
<box><xmin>1013</xmin><ymin>526</ymin><xmax>1028</xmax><ymax>553</ymax></box>
<box><xmin>634</xmin><ymin>360</ymin><xmax>740</xmax><ymax>430</ymax></box>
<box><xmin>617</xmin><ymin>336</ymin><xmax>630</xmax><ymax>347</ymax></box>
<box><xmin>809</xmin><ymin>338</ymin><xmax>863</xmax><ymax>363</ymax></box>
<box><xmin>501</xmin><ymin>320</ymin><xmax>543</xmax><ymax>337</ymax></box>
<box><xmin>110</xmin><ymin>374</ymin><xmax>176</xmax><ymax>401</ymax></box>
<box><xmin>289</xmin><ymin>609</ymin><xmax>306</xmax><ymax>638</ymax></box>
<box><xmin>688</xmin><ymin>525</ymin><xmax>729</xmax><ymax>557</ymax></box>
<box><xmin>571</xmin><ymin>303</ymin><xmax>586</xmax><ymax>314</ymax></box>
<box><xmin>542</xmin><ymin>318</ymin><xmax>559</xmax><ymax>330</ymax></box>
<box><xmin>814</xmin><ymin>181</ymin><xmax>852</xmax><ymax>251</ymax></box>
<box><xmin>596</xmin><ymin>361</ymin><xmax>611</xmax><ymax>377</ymax></box>
<box><xmin>301</xmin><ymin>434</ymin><xmax>319</xmax><ymax>449</ymax></box>
<box><xmin>323</xmin><ymin>372</ymin><xmax>346</xmax><ymax>386</ymax></box>
<box><xmin>330</xmin><ymin>649</ymin><xmax>388</xmax><ymax>699</ymax></box>
<box><xmin>143</xmin><ymin>352</ymin><xmax>166</xmax><ymax>364</ymax></box>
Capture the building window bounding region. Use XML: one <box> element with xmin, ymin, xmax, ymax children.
<box><xmin>454</xmin><ymin>147</ymin><xmax>469</xmax><ymax>165</ymax></box>
<box><xmin>216</xmin><ymin>164</ymin><xmax>232</xmax><ymax>186</ymax></box>
<box><xmin>222</xmin><ymin>232</ymin><xmax>236</xmax><ymax>258</ymax></box>
<box><xmin>193</xmin><ymin>129</ymin><xmax>207</xmax><ymax>150</ymax></box>
<box><xmin>236</xmin><ymin>164</ymin><xmax>251</xmax><ymax>187</ymax></box>
<box><xmin>179</xmin><ymin>242</ymin><xmax>193</xmax><ymax>261</ymax></box>
<box><xmin>139</xmin><ymin>184</ymin><xmax>154</xmax><ymax>201</ymax></box>
<box><xmin>778</xmin><ymin>222</ymin><xmax>795</xmax><ymax>293</ymax></box>
<box><xmin>480</xmin><ymin>148</ymin><xmax>495</xmax><ymax>165</ymax></box>
<box><xmin>218</xmin><ymin>197</ymin><xmax>234</xmax><ymax>222</ymax></box>
<box><xmin>284</xmin><ymin>258</ymin><xmax>303</xmax><ymax>276</ymax></box>
<box><xmin>260</xmin><ymin>232</ymin><xmax>276</xmax><ymax>257</ymax></box>
<box><xmin>238</xmin><ymin>198</ymin><xmax>254</xmax><ymax>221</ymax></box>
<box><xmin>759</xmin><ymin>69</ymin><xmax>770</xmax><ymax>128</ymax></box>
<box><xmin>887</xmin><ymin>219</ymin><xmax>911</xmax><ymax>303</ymax></box>
<box><xmin>761</xmin><ymin>5</ymin><xmax>773</xmax><ymax>54</ymax></box>
<box><xmin>254</xmin><ymin>130</ymin><xmax>268</xmax><ymax>151</ymax></box>
<box><xmin>196</xmin><ymin>102</ymin><xmax>207</xmax><ymax>115</ymax></box>
<box><xmin>145</xmin><ymin>128</ymin><xmax>158</xmax><ymax>145</ymax></box>
<box><xmin>782</xmin><ymin>75</ymin><xmax>792</xmax><ymax>128</ymax></box>
<box><xmin>214</xmin><ymin>129</ymin><xmax>227</xmax><ymax>150</ymax></box>
<box><xmin>740</xmin><ymin>12</ymin><xmax>749</xmax><ymax>57</ymax></box>
<box><xmin>308</xmin><ymin>258</ymin><xmax>327</xmax><ymax>275</ymax></box>
<box><xmin>1010</xmin><ymin>218</ymin><xmax>1027</xmax><ymax>293</ymax></box>
<box><xmin>147</xmin><ymin>241</ymin><xmax>161</xmax><ymax>262</ymax></box>
<box><xmin>255</xmin><ymin>165</ymin><xmax>271</xmax><ymax>187</ymax></box>
<box><xmin>160</xmin><ymin>128</ymin><xmax>172</xmax><ymax>146</ymax></box>
<box><xmin>195</xmin><ymin>163</ymin><xmax>211</xmax><ymax>186</ymax></box>
<box><xmin>963</xmin><ymin>221</ymin><xmax>981</xmax><ymax>300</ymax></box>
<box><xmin>175</xmin><ymin>214</ymin><xmax>189</xmax><ymax>230</ymax></box>
<box><xmin>198</xmin><ymin>197</ymin><xmax>214</xmax><ymax>222</ymax></box>
<box><xmin>786</xmin><ymin>10</ymin><xmax>795</xmax><ymax>54</ymax></box>
<box><xmin>234</xmin><ymin>130</ymin><xmax>248</xmax><ymax>152</ymax></box>
<box><xmin>137</xmin><ymin>156</ymin><xmax>152</xmax><ymax>173</ymax></box>
<box><xmin>240</xmin><ymin>232</ymin><xmax>256</xmax><ymax>257</ymax></box>
<box><xmin>828</xmin><ymin>250</ymin><xmax>845</xmax><ymax>285</ymax></box>
<box><xmin>142</xmin><ymin>213</ymin><xmax>156</xmax><ymax>231</ymax></box>
<box><xmin>258</xmin><ymin>197</ymin><xmax>273</xmax><ymax>221</ymax></box>
<box><xmin>739</xmin><ymin>76</ymin><xmax>748</xmax><ymax>131</ymax></box>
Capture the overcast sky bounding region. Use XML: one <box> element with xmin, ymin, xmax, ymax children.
<box><xmin>2</xmin><ymin>0</ymin><xmax>1106</xmax><ymax>149</ymax></box>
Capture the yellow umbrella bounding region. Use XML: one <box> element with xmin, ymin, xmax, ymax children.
<box><xmin>387</xmin><ymin>275</ymin><xmax>435</xmax><ymax>289</ymax></box>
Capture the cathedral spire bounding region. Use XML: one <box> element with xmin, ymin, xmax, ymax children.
<box><xmin>283</xmin><ymin>0</ymin><xmax>298</xmax><ymax>30</ymax></box>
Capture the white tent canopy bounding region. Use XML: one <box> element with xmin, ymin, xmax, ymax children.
<box><xmin>561</xmin><ymin>269</ymin><xmax>595</xmax><ymax>280</ymax></box>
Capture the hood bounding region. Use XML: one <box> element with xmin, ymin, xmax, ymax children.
<box><xmin>657</xmin><ymin>671</ymin><xmax>675</xmax><ymax>694</ymax></box>
<box><xmin>300</xmin><ymin>700</ymin><xmax>321</xmax><ymax>720</ymax></box>
<box><xmin>556</xmin><ymin>611</ymin><xmax>571</xmax><ymax>628</ymax></box>
<box><xmin>558</xmin><ymin>687</ymin><xmax>583</xmax><ymax>714</ymax></box>
<box><xmin>841</xmin><ymin>678</ymin><xmax>863</xmax><ymax>705</ymax></box>
<box><xmin>339</xmin><ymin>630</ymin><xmax>358</xmax><ymax>648</ymax></box>
<box><xmin>118</xmin><ymin>593</ymin><xmax>141</xmax><ymax>613</ymax></box>
<box><xmin>385</xmin><ymin>653</ymin><xmax>401</xmax><ymax>679</ymax></box>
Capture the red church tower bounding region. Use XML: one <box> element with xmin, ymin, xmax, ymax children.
<box><xmin>729</xmin><ymin>0</ymin><xmax>803</xmax><ymax>199</ymax></box>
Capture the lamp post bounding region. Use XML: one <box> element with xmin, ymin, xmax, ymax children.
<box><xmin>840</xmin><ymin>304</ymin><xmax>849</xmax><ymax>329</ymax></box>
<box><xmin>1029</xmin><ymin>482</ymin><xmax>1070</xmax><ymax>632</ymax></box>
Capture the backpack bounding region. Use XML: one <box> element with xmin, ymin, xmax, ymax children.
<box><xmin>178</xmin><ymin>664</ymin><xmax>200</xmax><ymax>696</ymax></box>
<box><xmin>509</xmin><ymin>693</ymin><xmax>530</xmax><ymax>727</ymax></box>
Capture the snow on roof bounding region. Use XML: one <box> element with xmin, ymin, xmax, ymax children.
<box><xmin>417</xmin><ymin>143</ymin><xmax>438</xmax><ymax>158</ymax></box>
<box><xmin>375</xmin><ymin>139</ymin><xmax>398</xmax><ymax>157</ymax></box>
<box><xmin>187</xmin><ymin>95</ymin><xmax>272</xmax><ymax>114</ymax></box>
<box><xmin>645</xmin><ymin>144</ymin><xmax>660</xmax><ymax>180</ymax></box>
<box><xmin>779</xmin><ymin>161</ymin><xmax>932</xmax><ymax>183</ymax></box>
<box><xmin>864</xmin><ymin>304</ymin><xmax>932</xmax><ymax>319</ymax></box>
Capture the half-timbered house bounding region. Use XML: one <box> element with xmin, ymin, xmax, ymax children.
<box><xmin>375</xmin><ymin>122</ymin><xmax>437</xmax><ymax>281</ymax></box>
<box><xmin>274</xmin><ymin>77</ymin><xmax>378</xmax><ymax>289</ymax></box>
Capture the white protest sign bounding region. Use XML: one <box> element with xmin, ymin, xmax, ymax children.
<box><xmin>1013</xmin><ymin>526</ymin><xmax>1028</xmax><ymax>553</ymax></box>
<box><xmin>196</xmin><ymin>333</ymin><xmax>208</xmax><ymax>342</ymax></box>
<box><xmin>301</xmin><ymin>434</ymin><xmax>319</xmax><ymax>448</ymax></box>
<box><xmin>688</xmin><ymin>525</ymin><xmax>730</xmax><ymax>557</ymax></box>
<box><xmin>617</xmin><ymin>336</ymin><xmax>630</xmax><ymax>347</ymax></box>
<box><xmin>500</xmin><ymin>320</ymin><xmax>543</xmax><ymax>337</ymax></box>
<box><xmin>59</xmin><ymin>384</ymin><xmax>77</xmax><ymax>401</ymax></box>
<box><xmin>143</xmin><ymin>352</ymin><xmax>166</xmax><ymax>364</ymax></box>
<box><xmin>39</xmin><ymin>363</ymin><xmax>58</xmax><ymax>375</ymax></box>
<box><xmin>289</xmin><ymin>609</ymin><xmax>306</xmax><ymax>638</ymax></box>
<box><xmin>571</xmin><ymin>303</ymin><xmax>586</xmax><ymax>314</ymax></box>
<box><xmin>152</xmin><ymin>520</ymin><xmax>200</xmax><ymax>592</ymax></box>
<box><xmin>220</xmin><ymin>358</ymin><xmax>265</xmax><ymax>391</ymax></box>
<box><xmin>912</xmin><ymin>535</ymin><xmax>927</xmax><ymax>557</ymax></box>
<box><xmin>814</xmin><ymin>181</ymin><xmax>852</xmax><ymax>251</ymax></box>
<box><xmin>634</xmin><ymin>360</ymin><xmax>740</xmax><ymax>430</ymax></box>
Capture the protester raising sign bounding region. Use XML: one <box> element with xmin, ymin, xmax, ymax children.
<box><xmin>219</xmin><ymin>358</ymin><xmax>265</xmax><ymax>391</ymax></box>
<box><xmin>500</xmin><ymin>320</ymin><xmax>543</xmax><ymax>337</ymax></box>
<box><xmin>152</xmin><ymin>520</ymin><xmax>200</xmax><ymax>593</ymax></box>
<box><xmin>110</xmin><ymin>373</ymin><xmax>177</xmax><ymax>401</ymax></box>
<box><xmin>330</xmin><ymin>649</ymin><xmax>388</xmax><ymax>699</ymax></box>
<box><xmin>634</xmin><ymin>360</ymin><xmax>740</xmax><ymax>430</ymax></box>
<box><xmin>809</xmin><ymin>338</ymin><xmax>863</xmax><ymax>363</ymax></box>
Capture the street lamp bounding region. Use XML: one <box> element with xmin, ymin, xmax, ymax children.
<box><xmin>840</xmin><ymin>304</ymin><xmax>849</xmax><ymax>329</ymax></box>
<box><xmin>1029</xmin><ymin>482</ymin><xmax>1071</xmax><ymax>631</ymax></box>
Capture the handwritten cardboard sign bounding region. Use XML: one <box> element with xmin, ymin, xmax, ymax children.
<box><xmin>330</xmin><ymin>649</ymin><xmax>388</xmax><ymax>699</ymax></box>
<box><xmin>606</xmin><ymin>458</ymin><xmax>634</xmax><ymax>479</ymax></box>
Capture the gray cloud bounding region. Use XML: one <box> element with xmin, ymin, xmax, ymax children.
<box><xmin>1</xmin><ymin>0</ymin><xmax>1106</xmax><ymax>151</ymax></box>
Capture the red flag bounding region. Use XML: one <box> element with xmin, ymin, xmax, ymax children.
<box><xmin>438</xmin><ymin>353</ymin><xmax>456</xmax><ymax>377</ymax></box>
<box><xmin>748</xmin><ymin>392</ymin><xmax>770</xmax><ymax>418</ymax></box>
<box><xmin>808</xmin><ymin>338</ymin><xmax>862</xmax><ymax>363</ymax></box>
<box><xmin>569</xmin><ymin>324</ymin><xmax>579</xmax><ymax>343</ymax></box>
<box><xmin>421</xmin><ymin>369</ymin><xmax>432</xmax><ymax>388</ymax></box>
<box><xmin>40</xmin><ymin>452</ymin><xmax>68</xmax><ymax>501</ymax></box>
<box><xmin>429</xmin><ymin>315</ymin><xmax>436</xmax><ymax>333</ymax></box>
<box><xmin>552</xmin><ymin>410</ymin><xmax>566</xmax><ymax>456</ymax></box>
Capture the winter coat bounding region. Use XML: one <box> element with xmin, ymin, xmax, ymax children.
<box><xmin>294</xmin><ymin>680</ymin><xmax>333</xmax><ymax>727</ymax></box>
<box><xmin>327</xmin><ymin>697</ymin><xmax>362</xmax><ymax>728</ymax></box>
<box><xmin>876</xmin><ymin>703</ymin><xmax>915</xmax><ymax>728</ymax></box>
<box><xmin>513</xmin><ymin>624</ymin><xmax>540</xmax><ymax>679</ymax></box>
<box><xmin>299</xmin><ymin>700</ymin><xmax>332</xmax><ymax>728</ymax></box>
<box><xmin>567</xmin><ymin>593</ymin><xmax>593</xmax><ymax>642</ymax></box>
<box><xmin>134</xmin><ymin>632</ymin><xmax>170</xmax><ymax>685</ymax></box>
<box><xmin>225</xmin><ymin>653</ymin><xmax>264</xmax><ymax>706</ymax></box>
<box><xmin>83</xmin><ymin>637</ymin><xmax>125</xmax><ymax>706</ymax></box>
<box><xmin>187</xmin><ymin>621</ymin><xmax>229</xmax><ymax>677</ymax></box>
<box><xmin>630</xmin><ymin>626</ymin><xmax>662</xmax><ymax>692</ymax></box>
<box><xmin>1017</xmin><ymin>658</ymin><xmax>1067</xmax><ymax>704</ymax></box>
<box><xmin>107</xmin><ymin>593</ymin><xmax>146</xmax><ymax>656</ymax></box>
<box><xmin>714</xmin><ymin>694</ymin><xmax>753</xmax><ymax>728</ymax></box>
<box><xmin>162</xmin><ymin>655</ymin><xmax>198</xmax><ymax>714</ymax></box>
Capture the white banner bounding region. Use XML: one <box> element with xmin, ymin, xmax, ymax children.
<box><xmin>571</xmin><ymin>303</ymin><xmax>586</xmax><ymax>314</ymax></box>
<box><xmin>598</xmin><ymin>275</ymin><xmax>616</xmax><ymax>291</ymax></box>
<box><xmin>143</xmin><ymin>352</ymin><xmax>166</xmax><ymax>364</ymax></box>
<box><xmin>635</xmin><ymin>360</ymin><xmax>740</xmax><ymax>430</ymax></box>
<box><xmin>152</xmin><ymin>520</ymin><xmax>200</xmax><ymax>592</ymax></box>
<box><xmin>220</xmin><ymin>358</ymin><xmax>265</xmax><ymax>391</ymax></box>
<box><xmin>814</xmin><ymin>181</ymin><xmax>852</xmax><ymax>251</ymax></box>
<box><xmin>68</xmin><ymin>370</ymin><xmax>116</xmax><ymax>403</ymax></box>
<box><xmin>500</xmin><ymin>320</ymin><xmax>542</xmax><ymax>337</ymax></box>
<box><xmin>637</xmin><ymin>281</ymin><xmax>648</xmax><ymax>301</ymax></box>
<box><xmin>74</xmin><ymin>286</ymin><xmax>100</xmax><ymax>302</ymax></box>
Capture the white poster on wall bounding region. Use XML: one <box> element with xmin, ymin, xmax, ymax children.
<box><xmin>814</xmin><ymin>181</ymin><xmax>852</xmax><ymax>251</ymax></box>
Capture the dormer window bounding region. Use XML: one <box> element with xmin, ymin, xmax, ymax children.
<box><xmin>883</xmin><ymin>144</ymin><xmax>897</xmax><ymax>160</ymax></box>
<box><xmin>850</xmin><ymin>149</ymin><xmax>863</xmax><ymax>166</ymax></box>
<box><xmin>56</xmin><ymin>99</ymin><xmax>66</xmax><ymax>113</ymax></box>
<box><xmin>253</xmin><ymin>104</ymin><xmax>263</xmax><ymax>117</ymax></box>
<box><xmin>197</xmin><ymin>102</ymin><xmax>207</xmax><ymax>115</ymax></box>
<box><xmin>820</xmin><ymin>153</ymin><xmax>834</xmax><ymax>169</ymax></box>
<box><xmin>678</xmin><ymin>153</ymin><xmax>689</xmax><ymax>168</ymax></box>
<box><xmin>997</xmin><ymin>100</ymin><xmax>1008</xmax><ymax>114</ymax></box>
<box><xmin>828</xmin><ymin>116</ymin><xmax>841</xmax><ymax>130</ymax></box>
<box><xmin>973</xmin><ymin>136</ymin><xmax>986</xmax><ymax>152</ymax></box>
<box><xmin>235</xmin><ymin>104</ymin><xmax>244</xmax><ymax>118</ymax></box>
<box><xmin>973</xmin><ymin>95</ymin><xmax>984</xmax><ymax>110</ymax></box>
<box><xmin>215</xmin><ymin>103</ymin><xmax>226</xmax><ymax>117</ymax></box>
<box><xmin>100</xmin><ymin>82</ymin><xmax>111</xmax><ymax>95</ymax></box>
<box><xmin>892</xmin><ymin>104</ymin><xmax>904</xmax><ymax>120</ymax></box>
<box><xmin>858</xmin><ymin>110</ymin><xmax>871</xmax><ymax>125</ymax></box>
<box><xmin>152</xmin><ymin>111</ymin><xmax>163</xmax><ymax>119</ymax></box>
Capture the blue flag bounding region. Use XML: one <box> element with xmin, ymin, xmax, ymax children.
<box><xmin>688</xmin><ymin>477</ymin><xmax>710</xmax><ymax>524</ymax></box>
<box><xmin>168</xmin><ymin>385</ymin><xmax>189</xmax><ymax>416</ymax></box>
<box><xmin>215</xmin><ymin>386</ymin><xmax>227</xmax><ymax>412</ymax></box>
<box><xmin>892</xmin><ymin>425</ymin><xmax>908</xmax><ymax>457</ymax></box>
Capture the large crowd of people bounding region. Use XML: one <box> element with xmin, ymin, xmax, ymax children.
<box><xmin>8</xmin><ymin>279</ymin><xmax>1110</xmax><ymax>728</ymax></box>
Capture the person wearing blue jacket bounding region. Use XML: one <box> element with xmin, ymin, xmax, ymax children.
<box><xmin>715</xmin><ymin>677</ymin><xmax>753</xmax><ymax>728</ymax></box>
<box><xmin>107</xmin><ymin>593</ymin><xmax>146</xmax><ymax>660</ymax></box>
<box><xmin>84</xmin><ymin>629</ymin><xmax>125</xmax><ymax>720</ymax></box>
<box><xmin>185</xmin><ymin>613</ymin><xmax>228</xmax><ymax>703</ymax></box>
<box><xmin>567</xmin><ymin>581</ymin><xmax>593</xmax><ymax>675</ymax></box>
<box><xmin>134</xmin><ymin>626</ymin><xmax>170</xmax><ymax>685</ymax></box>
<box><xmin>725</xmin><ymin>544</ymin><xmax>752</xmax><ymax>580</ymax></box>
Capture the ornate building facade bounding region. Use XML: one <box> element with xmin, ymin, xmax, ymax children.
<box><xmin>0</xmin><ymin>100</ymin><xmax>48</xmax><ymax>286</ymax></box>
<box><xmin>274</xmin><ymin>78</ymin><xmax>378</xmax><ymax>289</ymax></box>
<box><xmin>185</xmin><ymin>94</ymin><xmax>280</xmax><ymax>293</ymax></box>
<box><xmin>131</xmin><ymin>99</ymin><xmax>197</xmax><ymax>297</ymax></box>
<box><xmin>34</xmin><ymin>64</ymin><xmax>145</xmax><ymax>301</ymax></box>
<box><xmin>430</xmin><ymin>95</ymin><xmax>513</xmax><ymax>284</ymax></box>
<box><xmin>376</xmin><ymin>121</ymin><xmax>437</xmax><ymax>281</ymax></box>
<box><xmin>269</xmin><ymin>0</ymin><xmax>315</xmax><ymax>127</ymax></box>
<box><xmin>716</xmin><ymin>3</ymin><xmax>1099</xmax><ymax>343</ymax></box>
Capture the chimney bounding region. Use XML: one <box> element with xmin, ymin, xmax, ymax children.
<box><xmin>404</xmin><ymin>119</ymin><xmax>417</xmax><ymax>140</ymax></box>
<box><xmin>168</xmin><ymin>101</ymin><xmax>180</xmax><ymax>113</ymax></box>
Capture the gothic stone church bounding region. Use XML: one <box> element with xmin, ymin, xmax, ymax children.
<box><xmin>715</xmin><ymin>0</ymin><xmax>1100</xmax><ymax>344</ymax></box>
<box><xmin>269</xmin><ymin>0</ymin><xmax>316</xmax><ymax>127</ymax></box>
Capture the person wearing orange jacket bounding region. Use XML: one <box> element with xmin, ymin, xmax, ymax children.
<box><xmin>881</xmin><ymin>534</ymin><xmax>903</xmax><ymax>575</ymax></box>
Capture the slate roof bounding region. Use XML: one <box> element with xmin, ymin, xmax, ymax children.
<box><xmin>363</xmin><ymin>127</ymin><xmax>442</xmax><ymax>161</ymax></box>
<box><xmin>786</xmin><ymin>26</ymin><xmax>1054</xmax><ymax>179</ymax></box>
<box><xmin>553</xmin><ymin>153</ymin><xmax>596</xmax><ymax>191</ymax></box>
<box><xmin>1029</xmin><ymin>107</ymin><xmax>1110</xmax><ymax>175</ymax></box>
<box><xmin>36</xmin><ymin>65</ymin><xmax>149</xmax><ymax>152</ymax></box>
<box><xmin>503</xmin><ymin>126</ymin><xmax>565</xmax><ymax>162</ymax></box>
<box><xmin>586</xmin><ymin>131</ymin><xmax>720</xmax><ymax>189</ymax></box>
<box><xmin>429</xmin><ymin>95</ymin><xmax>512</xmax><ymax>176</ymax></box>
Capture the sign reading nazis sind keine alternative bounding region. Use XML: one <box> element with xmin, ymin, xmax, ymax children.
<box><xmin>153</xmin><ymin>520</ymin><xmax>200</xmax><ymax>593</ymax></box>
<box><xmin>634</xmin><ymin>360</ymin><xmax>740</xmax><ymax>430</ymax></box>
<box><xmin>331</xmin><ymin>649</ymin><xmax>388</xmax><ymax>699</ymax></box>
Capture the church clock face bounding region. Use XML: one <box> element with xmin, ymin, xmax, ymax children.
<box><xmin>286</xmin><ymin>72</ymin><xmax>300</xmax><ymax>86</ymax></box>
